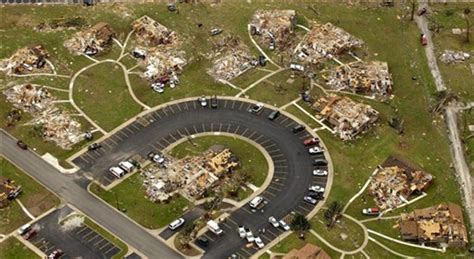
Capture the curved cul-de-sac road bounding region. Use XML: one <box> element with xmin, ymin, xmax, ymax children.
<box><xmin>72</xmin><ymin>97</ymin><xmax>332</xmax><ymax>258</ymax></box>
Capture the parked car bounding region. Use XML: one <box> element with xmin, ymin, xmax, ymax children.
<box><xmin>16</xmin><ymin>140</ymin><xmax>27</xmax><ymax>150</ymax></box>
<box><xmin>279</xmin><ymin>220</ymin><xmax>290</xmax><ymax>231</ymax></box>
<box><xmin>119</xmin><ymin>161</ymin><xmax>135</xmax><ymax>173</ymax></box>
<box><xmin>152</xmin><ymin>84</ymin><xmax>164</xmax><ymax>94</ymax></box>
<box><xmin>308</xmin><ymin>191</ymin><xmax>324</xmax><ymax>200</ymax></box>
<box><xmin>268</xmin><ymin>216</ymin><xmax>279</xmax><ymax>228</ymax></box>
<box><xmin>268</xmin><ymin>110</ymin><xmax>280</xmax><ymax>121</ymax></box>
<box><xmin>88</xmin><ymin>143</ymin><xmax>102</xmax><ymax>151</ymax></box>
<box><xmin>292</xmin><ymin>124</ymin><xmax>305</xmax><ymax>133</ymax></box>
<box><xmin>109</xmin><ymin>166</ymin><xmax>125</xmax><ymax>178</ymax></box>
<box><xmin>421</xmin><ymin>34</ymin><xmax>428</xmax><ymax>46</ymax></box>
<box><xmin>168</xmin><ymin>218</ymin><xmax>185</xmax><ymax>230</ymax></box>
<box><xmin>152</xmin><ymin>154</ymin><xmax>165</xmax><ymax>164</ymax></box>
<box><xmin>249</xmin><ymin>103</ymin><xmax>264</xmax><ymax>114</ymax></box>
<box><xmin>362</xmin><ymin>208</ymin><xmax>380</xmax><ymax>216</ymax></box>
<box><xmin>238</xmin><ymin>226</ymin><xmax>246</xmax><ymax>238</ymax></box>
<box><xmin>269</xmin><ymin>41</ymin><xmax>275</xmax><ymax>51</ymax></box>
<box><xmin>308</xmin><ymin>185</ymin><xmax>325</xmax><ymax>193</ymax></box>
<box><xmin>17</xmin><ymin>223</ymin><xmax>32</xmax><ymax>236</ymax></box>
<box><xmin>211</xmin><ymin>95</ymin><xmax>218</xmax><ymax>108</ymax></box>
<box><xmin>48</xmin><ymin>249</ymin><xmax>64</xmax><ymax>259</ymax></box>
<box><xmin>23</xmin><ymin>228</ymin><xmax>37</xmax><ymax>240</ymax></box>
<box><xmin>246</xmin><ymin>229</ymin><xmax>255</xmax><ymax>243</ymax></box>
<box><xmin>313</xmin><ymin>169</ymin><xmax>328</xmax><ymax>176</ymax></box>
<box><xmin>313</xmin><ymin>159</ymin><xmax>328</xmax><ymax>166</ymax></box>
<box><xmin>196</xmin><ymin>236</ymin><xmax>209</xmax><ymax>247</ymax></box>
<box><xmin>210</xmin><ymin>28</ymin><xmax>223</xmax><ymax>36</ymax></box>
<box><xmin>249</xmin><ymin>196</ymin><xmax>264</xmax><ymax>209</ymax></box>
<box><xmin>198</xmin><ymin>96</ymin><xmax>208</xmax><ymax>107</ymax></box>
<box><xmin>304</xmin><ymin>196</ymin><xmax>317</xmax><ymax>205</ymax></box>
<box><xmin>254</xmin><ymin>236</ymin><xmax>265</xmax><ymax>249</ymax></box>
<box><xmin>308</xmin><ymin>146</ymin><xmax>324</xmax><ymax>155</ymax></box>
<box><xmin>303</xmin><ymin>137</ymin><xmax>319</xmax><ymax>146</ymax></box>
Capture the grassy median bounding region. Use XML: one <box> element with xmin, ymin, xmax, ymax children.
<box><xmin>0</xmin><ymin>237</ymin><xmax>39</xmax><ymax>259</ymax></box>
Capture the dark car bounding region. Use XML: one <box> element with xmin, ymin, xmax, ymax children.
<box><xmin>211</xmin><ymin>95</ymin><xmax>218</xmax><ymax>109</ymax></box>
<box><xmin>292</xmin><ymin>124</ymin><xmax>305</xmax><ymax>133</ymax></box>
<box><xmin>196</xmin><ymin>236</ymin><xmax>209</xmax><ymax>247</ymax></box>
<box><xmin>88</xmin><ymin>143</ymin><xmax>102</xmax><ymax>151</ymax></box>
<box><xmin>16</xmin><ymin>140</ymin><xmax>27</xmax><ymax>150</ymax></box>
<box><xmin>313</xmin><ymin>159</ymin><xmax>328</xmax><ymax>166</ymax></box>
<box><xmin>268</xmin><ymin>110</ymin><xmax>280</xmax><ymax>121</ymax></box>
<box><xmin>308</xmin><ymin>191</ymin><xmax>324</xmax><ymax>200</ymax></box>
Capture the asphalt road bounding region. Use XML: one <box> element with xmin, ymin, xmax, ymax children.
<box><xmin>71</xmin><ymin>98</ymin><xmax>328</xmax><ymax>258</ymax></box>
<box><xmin>0</xmin><ymin>130</ymin><xmax>182</xmax><ymax>259</ymax></box>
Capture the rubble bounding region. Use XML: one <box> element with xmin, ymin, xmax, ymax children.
<box><xmin>132</xmin><ymin>16</ymin><xmax>179</xmax><ymax>47</ymax></box>
<box><xmin>326</xmin><ymin>61</ymin><xmax>393</xmax><ymax>98</ymax></box>
<box><xmin>439</xmin><ymin>50</ymin><xmax>470</xmax><ymax>64</ymax></box>
<box><xmin>250</xmin><ymin>9</ymin><xmax>297</xmax><ymax>50</ymax></box>
<box><xmin>0</xmin><ymin>44</ymin><xmax>50</xmax><ymax>75</ymax></box>
<box><xmin>294</xmin><ymin>22</ymin><xmax>364</xmax><ymax>67</ymax></box>
<box><xmin>399</xmin><ymin>203</ymin><xmax>468</xmax><ymax>248</ymax></box>
<box><xmin>140</xmin><ymin>47</ymin><xmax>187</xmax><ymax>83</ymax></box>
<box><xmin>0</xmin><ymin>176</ymin><xmax>22</xmax><ymax>208</ymax></box>
<box><xmin>368</xmin><ymin>164</ymin><xmax>432</xmax><ymax>210</ymax></box>
<box><xmin>3</xmin><ymin>84</ymin><xmax>83</xmax><ymax>149</ymax></box>
<box><xmin>143</xmin><ymin>147</ymin><xmax>239</xmax><ymax>203</ymax></box>
<box><xmin>34</xmin><ymin>17</ymin><xmax>87</xmax><ymax>33</ymax></box>
<box><xmin>312</xmin><ymin>95</ymin><xmax>379</xmax><ymax>140</ymax></box>
<box><xmin>64</xmin><ymin>22</ymin><xmax>115</xmax><ymax>56</ymax></box>
<box><xmin>207</xmin><ymin>35</ymin><xmax>256</xmax><ymax>81</ymax></box>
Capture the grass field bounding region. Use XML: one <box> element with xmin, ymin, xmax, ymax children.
<box><xmin>268</xmin><ymin>232</ymin><xmax>341</xmax><ymax>258</ymax></box>
<box><xmin>90</xmin><ymin>174</ymin><xmax>190</xmax><ymax>229</ymax></box>
<box><xmin>169</xmin><ymin>135</ymin><xmax>269</xmax><ymax>187</ymax></box>
<box><xmin>0</xmin><ymin>237</ymin><xmax>39</xmax><ymax>259</ymax></box>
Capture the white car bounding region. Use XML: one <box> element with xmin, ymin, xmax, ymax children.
<box><xmin>249</xmin><ymin>103</ymin><xmax>264</xmax><ymax>114</ymax></box>
<box><xmin>304</xmin><ymin>196</ymin><xmax>317</xmax><ymax>205</ymax></box>
<box><xmin>268</xmin><ymin>216</ymin><xmax>279</xmax><ymax>228</ymax></box>
<box><xmin>279</xmin><ymin>220</ymin><xmax>290</xmax><ymax>231</ymax></box>
<box><xmin>308</xmin><ymin>146</ymin><xmax>324</xmax><ymax>154</ymax></box>
<box><xmin>238</xmin><ymin>226</ymin><xmax>246</xmax><ymax>238</ymax></box>
<box><xmin>168</xmin><ymin>218</ymin><xmax>185</xmax><ymax>230</ymax></box>
<box><xmin>246</xmin><ymin>230</ymin><xmax>255</xmax><ymax>243</ymax></box>
<box><xmin>152</xmin><ymin>84</ymin><xmax>164</xmax><ymax>94</ymax></box>
<box><xmin>313</xmin><ymin>169</ymin><xmax>328</xmax><ymax>176</ymax></box>
<box><xmin>152</xmin><ymin>154</ymin><xmax>165</xmax><ymax>164</ymax></box>
<box><xmin>198</xmin><ymin>96</ymin><xmax>208</xmax><ymax>107</ymax></box>
<box><xmin>254</xmin><ymin>236</ymin><xmax>264</xmax><ymax>248</ymax></box>
<box><xmin>309</xmin><ymin>185</ymin><xmax>325</xmax><ymax>193</ymax></box>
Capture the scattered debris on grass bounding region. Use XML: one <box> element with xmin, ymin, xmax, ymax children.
<box><xmin>325</xmin><ymin>61</ymin><xmax>393</xmax><ymax>99</ymax></box>
<box><xmin>312</xmin><ymin>94</ymin><xmax>378</xmax><ymax>140</ymax></box>
<box><xmin>250</xmin><ymin>9</ymin><xmax>297</xmax><ymax>51</ymax></box>
<box><xmin>34</xmin><ymin>17</ymin><xmax>87</xmax><ymax>33</ymax></box>
<box><xmin>207</xmin><ymin>35</ymin><xmax>256</xmax><ymax>81</ymax></box>
<box><xmin>439</xmin><ymin>50</ymin><xmax>470</xmax><ymax>64</ymax></box>
<box><xmin>3</xmin><ymin>84</ymin><xmax>83</xmax><ymax>149</ymax></box>
<box><xmin>132</xmin><ymin>15</ymin><xmax>179</xmax><ymax>47</ymax></box>
<box><xmin>0</xmin><ymin>44</ymin><xmax>51</xmax><ymax>75</ymax></box>
<box><xmin>64</xmin><ymin>22</ymin><xmax>115</xmax><ymax>56</ymax></box>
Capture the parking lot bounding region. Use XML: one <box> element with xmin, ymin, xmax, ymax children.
<box><xmin>25</xmin><ymin>206</ymin><xmax>122</xmax><ymax>259</ymax></box>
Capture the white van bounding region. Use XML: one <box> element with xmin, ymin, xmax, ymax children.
<box><xmin>249</xmin><ymin>196</ymin><xmax>264</xmax><ymax>209</ymax></box>
<box><xmin>118</xmin><ymin>161</ymin><xmax>134</xmax><ymax>173</ymax></box>
<box><xmin>17</xmin><ymin>223</ymin><xmax>32</xmax><ymax>235</ymax></box>
<box><xmin>290</xmin><ymin>63</ymin><xmax>304</xmax><ymax>72</ymax></box>
<box><xmin>109</xmin><ymin>166</ymin><xmax>125</xmax><ymax>178</ymax></box>
<box><xmin>168</xmin><ymin>218</ymin><xmax>185</xmax><ymax>230</ymax></box>
<box><xmin>207</xmin><ymin>220</ymin><xmax>223</xmax><ymax>235</ymax></box>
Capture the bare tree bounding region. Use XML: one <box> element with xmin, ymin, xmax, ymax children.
<box><xmin>464</xmin><ymin>8</ymin><xmax>471</xmax><ymax>43</ymax></box>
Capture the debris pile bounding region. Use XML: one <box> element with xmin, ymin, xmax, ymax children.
<box><xmin>34</xmin><ymin>17</ymin><xmax>87</xmax><ymax>33</ymax></box>
<box><xmin>250</xmin><ymin>9</ymin><xmax>297</xmax><ymax>50</ymax></box>
<box><xmin>64</xmin><ymin>22</ymin><xmax>115</xmax><ymax>56</ymax></box>
<box><xmin>294</xmin><ymin>22</ymin><xmax>364</xmax><ymax>66</ymax></box>
<box><xmin>207</xmin><ymin>35</ymin><xmax>256</xmax><ymax>81</ymax></box>
<box><xmin>140</xmin><ymin>47</ymin><xmax>187</xmax><ymax>83</ymax></box>
<box><xmin>3</xmin><ymin>84</ymin><xmax>83</xmax><ymax>149</ymax></box>
<box><xmin>312</xmin><ymin>95</ymin><xmax>378</xmax><ymax>140</ymax></box>
<box><xmin>399</xmin><ymin>203</ymin><xmax>468</xmax><ymax>248</ymax></box>
<box><xmin>439</xmin><ymin>50</ymin><xmax>470</xmax><ymax>64</ymax></box>
<box><xmin>0</xmin><ymin>176</ymin><xmax>22</xmax><ymax>208</ymax></box>
<box><xmin>368</xmin><ymin>165</ymin><xmax>432</xmax><ymax>210</ymax></box>
<box><xmin>326</xmin><ymin>61</ymin><xmax>393</xmax><ymax>98</ymax></box>
<box><xmin>132</xmin><ymin>16</ymin><xmax>178</xmax><ymax>47</ymax></box>
<box><xmin>0</xmin><ymin>44</ymin><xmax>50</xmax><ymax>75</ymax></box>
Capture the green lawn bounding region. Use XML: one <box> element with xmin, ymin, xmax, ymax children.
<box><xmin>0</xmin><ymin>201</ymin><xmax>30</xmax><ymax>235</ymax></box>
<box><xmin>90</xmin><ymin>174</ymin><xmax>190</xmax><ymax>229</ymax></box>
<box><xmin>269</xmin><ymin>232</ymin><xmax>341</xmax><ymax>258</ymax></box>
<box><xmin>0</xmin><ymin>237</ymin><xmax>39</xmax><ymax>259</ymax></box>
<box><xmin>0</xmin><ymin>157</ymin><xmax>59</xmax><ymax>217</ymax></box>
<box><xmin>170</xmin><ymin>135</ymin><xmax>269</xmax><ymax>187</ymax></box>
<box><xmin>283</xmin><ymin>104</ymin><xmax>320</xmax><ymax>129</ymax></box>
<box><xmin>84</xmin><ymin>218</ymin><xmax>128</xmax><ymax>259</ymax></box>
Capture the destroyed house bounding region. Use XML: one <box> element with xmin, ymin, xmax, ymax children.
<box><xmin>64</xmin><ymin>22</ymin><xmax>115</xmax><ymax>55</ymax></box>
<box><xmin>250</xmin><ymin>9</ymin><xmax>296</xmax><ymax>49</ymax></box>
<box><xmin>313</xmin><ymin>95</ymin><xmax>378</xmax><ymax>140</ymax></box>
<box><xmin>399</xmin><ymin>203</ymin><xmax>468</xmax><ymax>248</ymax></box>
<box><xmin>368</xmin><ymin>165</ymin><xmax>432</xmax><ymax>210</ymax></box>
<box><xmin>326</xmin><ymin>61</ymin><xmax>393</xmax><ymax>98</ymax></box>
<box><xmin>0</xmin><ymin>45</ymin><xmax>49</xmax><ymax>75</ymax></box>
<box><xmin>204</xmin><ymin>149</ymin><xmax>240</xmax><ymax>175</ymax></box>
<box><xmin>295</xmin><ymin>22</ymin><xmax>364</xmax><ymax>66</ymax></box>
<box><xmin>132</xmin><ymin>16</ymin><xmax>178</xmax><ymax>46</ymax></box>
<box><xmin>0</xmin><ymin>176</ymin><xmax>22</xmax><ymax>208</ymax></box>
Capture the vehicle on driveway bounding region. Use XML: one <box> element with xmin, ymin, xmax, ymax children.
<box><xmin>88</xmin><ymin>143</ymin><xmax>102</xmax><ymax>151</ymax></box>
<box><xmin>168</xmin><ymin>218</ymin><xmax>185</xmax><ymax>230</ymax></box>
<box><xmin>196</xmin><ymin>236</ymin><xmax>209</xmax><ymax>247</ymax></box>
<box><xmin>292</xmin><ymin>124</ymin><xmax>305</xmax><ymax>133</ymax></box>
<box><xmin>268</xmin><ymin>110</ymin><xmax>280</xmax><ymax>120</ymax></box>
<box><xmin>303</xmin><ymin>196</ymin><xmax>317</xmax><ymax>205</ymax></box>
<box><xmin>268</xmin><ymin>216</ymin><xmax>279</xmax><ymax>228</ymax></box>
<box><xmin>309</xmin><ymin>185</ymin><xmax>325</xmax><ymax>193</ymax></box>
<box><xmin>238</xmin><ymin>226</ymin><xmax>246</xmax><ymax>238</ymax></box>
<box><xmin>303</xmin><ymin>137</ymin><xmax>319</xmax><ymax>146</ymax></box>
<box><xmin>48</xmin><ymin>249</ymin><xmax>64</xmax><ymax>259</ymax></box>
<box><xmin>254</xmin><ymin>236</ymin><xmax>264</xmax><ymax>248</ymax></box>
<box><xmin>313</xmin><ymin>169</ymin><xmax>328</xmax><ymax>176</ymax></box>
<box><xmin>16</xmin><ymin>140</ymin><xmax>28</xmax><ymax>150</ymax></box>
<box><xmin>362</xmin><ymin>207</ymin><xmax>380</xmax><ymax>216</ymax></box>
<box><xmin>198</xmin><ymin>96</ymin><xmax>208</xmax><ymax>107</ymax></box>
<box><xmin>249</xmin><ymin>103</ymin><xmax>264</xmax><ymax>114</ymax></box>
<box><xmin>308</xmin><ymin>146</ymin><xmax>324</xmax><ymax>154</ymax></box>
<box><xmin>279</xmin><ymin>220</ymin><xmax>290</xmax><ymax>231</ymax></box>
<box><xmin>246</xmin><ymin>229</ymin><xmax>255</xmax><ymax>243</ymax></box>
